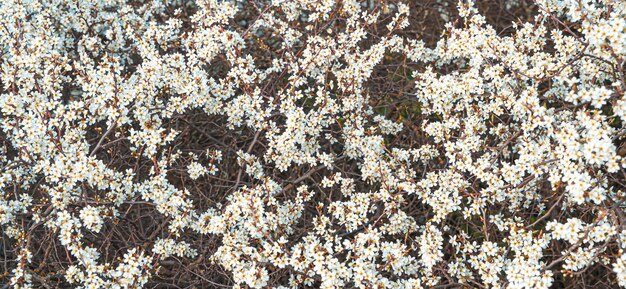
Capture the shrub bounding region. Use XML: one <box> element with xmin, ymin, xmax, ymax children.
<box><xmin>1</xmin><ymin>0</ymin><xmax>626</xmax><ymax>288</ymax></box>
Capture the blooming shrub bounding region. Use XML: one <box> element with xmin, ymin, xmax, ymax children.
<box><xmin>1</xmin><ymin>0</ymin><xmax>626</xmax><ymax>288</ymax></box>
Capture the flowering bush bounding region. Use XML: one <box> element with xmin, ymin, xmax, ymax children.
<box><xmin>1</xmin><ymin>0</ymin><xmax>626</xmax><ymax>288</ymax></box>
